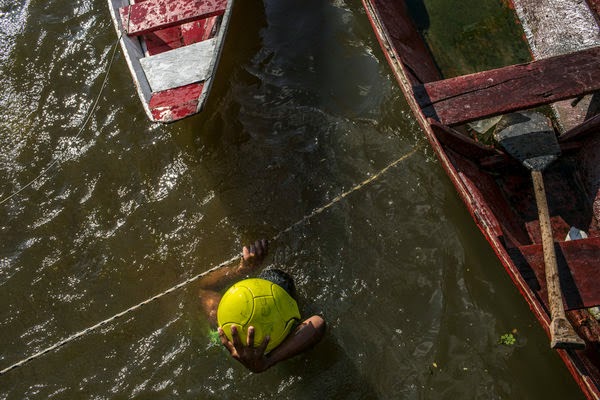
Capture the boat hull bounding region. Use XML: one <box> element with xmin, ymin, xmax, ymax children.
<box><xmin>108</xmin><ymin>0</ymin><xmax>233</xmax><ymax>123</ymax></box>
<box><xmin>362</xmin><ymin>0</ymin><xmax>600</xmax><ymax>398</ymax></box>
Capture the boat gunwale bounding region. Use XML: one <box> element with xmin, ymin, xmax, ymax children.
<box><xmin>109</xmin><ymin>0</ymin><xmax>153</xmax><ymax>120</ymax></box>
<box><xmin>194</xmin><ymin>0</ymin><xmax>233</xmax><ymax>115</ymax></box>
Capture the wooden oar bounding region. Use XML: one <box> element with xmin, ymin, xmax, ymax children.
<box><xmin>494</xmin><ymin>111</ymin><xmax>585</xmax><ymax>350</ymax></box>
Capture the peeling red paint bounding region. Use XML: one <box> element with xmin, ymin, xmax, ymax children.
<box><xmin>149</xmin><ymin>83</ymin><xmax>204</xmax><ymax>122</ymax></box>
<box><xmin>143</xmin><ymin>16</ymin><xmax>216</xmax><ymax>55</ymax></box>
<box><xmin>112</xmin><ymin>0</ymin><xmax>230</xmax><ymax>122</ymax></box>
<box><xmin>516</xmin><ymin>238</ymin><xmax>600</xmax><ymax>311</ymax></box>
<box><xmin>416</xmin><ymin>47</ymin><xmax>600</xmax><ymax>126</ymax></box>
<box><xmin>120</xmin><ymin>0</ymin><xmax>227</xmax><ymax>36</ymax></box>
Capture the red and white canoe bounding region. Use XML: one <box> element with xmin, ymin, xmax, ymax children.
<box><xmin>108</xmin><ymin>0</ymin><xmax>233</xmax><ymax>123</ymax></box>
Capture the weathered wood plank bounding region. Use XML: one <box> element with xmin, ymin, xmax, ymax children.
<box><xmin>366</xmin><ymin>0</ymin><xmax>441</xmax><ymax>85</ymax></box>
<box><xmin>143</xmin><ymin>17</ymin><xmax>217</xmax><ymax>55</ymax></box>
<box><xmin>560</xmin><ymin>114</ymin><xmax>600</xmax><ymax>142</ymax></box>
<box><xmin>510</xmin><ymin>0</ymin><xmax>600</xmax><ymax>132</ymax></box>
<box><xmin>120</xmin><ymin>0</ymin><xmax>226</xmax><ymax>36</ymax></box>
<box><xmin>415</xmin><ymin>46</ymin><xmax>600</xmax><ymax>126</ymax></box>
<box><xmin>586</xmin><ymin>0</ymin><xmax>600</xmax><ymax>23</ymax></box>
<box><xmin>515</xmin><ymin>238</ymin><xmax>600</xmax><ymax>311</ymax></box>
<box><xmin>140</xmin><ymin>38</ymin><xmax>217</xmax><ymax>92</ymax></box>
<box><xmin>149</xmin><ymin>83</ymin><xmax>204</xmax><ymax>122</ymax></box>
<box><xmin>429</xmin><ymin>118</ymin><xmax>501</xmax><ymax>160</ymax></box>
<box><xmin>510</xmin><ymin>0</ymin><xmax>600</xmax><ymax>59</ymax></box>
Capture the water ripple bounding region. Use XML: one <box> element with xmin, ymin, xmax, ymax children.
<box><xmin>0</xmin><ymin>0</ymin><xmax>31</xmax><ymax>63</ymax></box>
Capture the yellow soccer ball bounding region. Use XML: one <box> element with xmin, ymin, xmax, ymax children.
<box><xmin>217</xmin><ymin>278</ymin><xmax>300</xmax><ymax>353</ymax></box>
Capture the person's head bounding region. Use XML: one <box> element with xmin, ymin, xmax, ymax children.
<box><xmin>258</xmin><ymin>268</ymin><xmax>297</xmax><ymax>301</ymax></box>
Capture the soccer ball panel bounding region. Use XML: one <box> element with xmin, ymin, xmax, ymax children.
<box><xmin>217</xmin><ymin>284</ymin><xmax>254</xmax><ymax>326</ymax></box>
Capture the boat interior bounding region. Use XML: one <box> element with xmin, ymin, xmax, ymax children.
<box><xmin>435</xmin><ymin>70</ymin><xmax>600</xmax><ymax>315</ymax></box>
<box><xmin>375</xmin><ymin>0</ymin><xmax>600</xmax><ymax>315</ymax></box>
<box><xmin>125</xmin><ymin>0</ymin><xmax>221</xmax><ymax>56</ymax></box>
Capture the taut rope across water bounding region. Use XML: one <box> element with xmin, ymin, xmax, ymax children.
<box><xmin>0</xmin><ymin>145</ymin><xmax>420</xmax><ymax>375</ymax></box>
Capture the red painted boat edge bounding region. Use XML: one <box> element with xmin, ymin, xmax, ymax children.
<box><xmin>149</xmin><ymin>82</ymin><xmax>204</xmax><ymax>123</ymax></box>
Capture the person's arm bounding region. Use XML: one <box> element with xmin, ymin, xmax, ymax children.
<box><xmin>198</xmin><ymin>239</ymin><xmax>268</xmax><ymax>291</ymax></box>
<box><xmin>199</xmin><ymin>240</ymin><xmax>268</xmax><ymax>324</ymax></box>
<box><xmin>218</xmin><ymin>315</ymin><xmax>326</xmax><ymax>373</ymax></box>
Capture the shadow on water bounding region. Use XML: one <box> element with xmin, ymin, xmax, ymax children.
<box><xmin>281</xmin><ymin>336</ymin><xmax>380</xmax><ymax>400</ymax></box>
<box><xmin>158</xmin><ymin>0</ymin><xmax>404</xmax><ymax>397</ymax></box>
<box><xmin>171</xmin><ymin>0</ymin><xmax>422</xmax><ymax>398</ymax></box>
<box><xmin>193</xmin><ymin>335</ymin><xmax>379</xmax><ymax>400</ymax></box>
<box><xmin>180</xmin><ymin>0</ymin><xmax>396</xmax><ymax>239</ymax></box>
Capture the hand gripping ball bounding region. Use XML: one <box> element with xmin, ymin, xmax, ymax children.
<box><xmin>217</xmin><ymin>278</ymin><xmax>301</xmax><ymax>353</ymax></box>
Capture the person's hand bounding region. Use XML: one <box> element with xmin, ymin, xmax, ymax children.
<box><xmin>239</xmin><ymin>239</ymin><xmax>269</xmax><ymax>272</ymax></box>
<box><xmin>218</xmin><ymin>325</ymin><xmax>271</xmax><ymax>373</ymax></box>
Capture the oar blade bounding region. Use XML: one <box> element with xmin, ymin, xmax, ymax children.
<box><xmin>494</xmin><ymin>111</ymin><xmax>560</xmax><ymax>171</ymax></box>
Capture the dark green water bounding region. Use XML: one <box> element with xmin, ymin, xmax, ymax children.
<box><xmin>407</xmin><ymin>0</ymin><xmax>531</xmax><ymax>77</ymax></box>
<box><xmin>0</xmin><ymin>0</ymin><xmax>583</xmax><ymax>398</ymax></box>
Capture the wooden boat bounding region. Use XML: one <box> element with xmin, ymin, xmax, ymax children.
<box><xmin>108</xmin><ymin>0</ymin><xmax>233</xmax><ymax>123</ymax></box>
<box><xmin>361</xmin><ymin>0</ymin><xmax>600</xmax><ymax>398</ymax></box>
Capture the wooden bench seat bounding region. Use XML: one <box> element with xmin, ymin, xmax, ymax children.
<box><xmin>140</xmin><ymin>37</ymin><xmax>217</xmax><ymax>92</ymax></box>
<box><xmin>560</xmin><ymin>114</ymin><xmax>600</xmax><ymax>142</ymax></box>
<box><xmin>414</xmin><ymin>46</ymin><xmax>600</xmax><ymax>126</ymax></box>
<box><xmin>120</xmin><ymin>0</ymin><xmax>227</xmax><ymax>36</ymax></box>
<box><xmin>514</xmin><ymin>237</ymin><xmax>600</xmax><ymax>311</ymax></box>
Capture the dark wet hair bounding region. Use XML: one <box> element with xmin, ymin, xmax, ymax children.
<box><xmin>258</xmin><ymin>268</ymin><xmax>297</xmax><ymax>300</ymax></box>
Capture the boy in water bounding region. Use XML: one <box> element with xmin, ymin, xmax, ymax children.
<box><xmin>198</xmin><ymin>239</ymin><xmax>326</xmax><ymax>373</ymax></box>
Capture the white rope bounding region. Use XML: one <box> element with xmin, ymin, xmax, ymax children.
<box><xmin>272</xmin><ymin>145</ymin><xmax>421</xmax><ymax>241</ymax></box>
<box><xmin>0</xmin><ymin>254</ymin><xmax>239</xmax><ymax>375</ymax></box>
<box><xmin>0</xmin><ymin>145</ymin><xmax>420</xmax><ymax>375</ymax></box>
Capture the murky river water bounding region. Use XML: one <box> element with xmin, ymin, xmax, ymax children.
<box><xmin>0</xmin><ymin>0</ymin><xmax>585</xmax><ymax>398</ymax></box>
